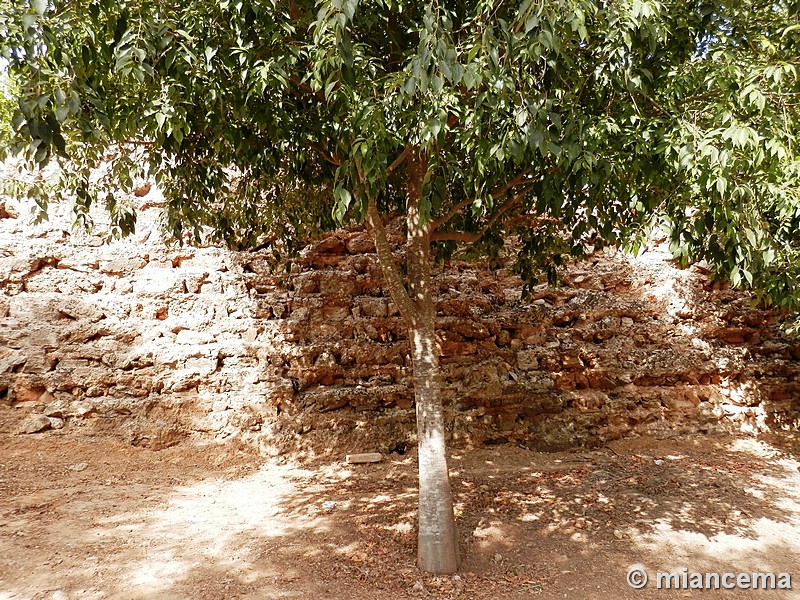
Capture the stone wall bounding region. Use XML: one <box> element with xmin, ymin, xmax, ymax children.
<box><xmin>1</xmin><ymin>188</ymin><xmax>798</xmax><ymax>455</ymax></box>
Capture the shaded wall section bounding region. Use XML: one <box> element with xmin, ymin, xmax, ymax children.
<box><xmin>0</xmin><ymin>191</ymin><xmax>798</xmax><ymax>455</ymax></box>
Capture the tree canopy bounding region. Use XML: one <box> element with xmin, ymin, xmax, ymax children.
<box><xmin>2</xmin><ymin>0</ymin><xmax>800</xmax><ymax>573</ymax></box>
<box><xmin>2</xmin><ymin>0</ymin><xmax>797</xmax><ymax>309</ymax></box>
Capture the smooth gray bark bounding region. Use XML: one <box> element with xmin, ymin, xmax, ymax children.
<box><xmin>409</xmin><ymin>316</ymin><xmax>459</xmax><ymax>574</ymax></box>
<box><xmin>365</xmin><ymin>149</ymin><xmax>459</xmax><ymax>574</ymax></box>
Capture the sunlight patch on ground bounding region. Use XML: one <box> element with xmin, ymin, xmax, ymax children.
<box><xmin>634</xmin><ymin>441</ymin><xmax>800</xmax><ymax>575</ymax></box>
<box><xmin>87</xmin><ymin>460</ymin><xmax>326</xmax><ymax>596</ymax></box>
<box><xmin>629</xmin><ymin>241</ymin><xmax>697</xmax><ymax>321</ymax></box>
<box><xmin>636</xmin><ymin>519</ymin><xmax>799</xmax><ymax>574</ymax></box>
<box><xmin>383</xmin><ymin>521</ymin><xmax>413</xmax><ymax>535</ymax></box>
<box><xmin>729</xmin><ymin>437</ymin><xmax>781</xmax><ymax>458</ymax></box>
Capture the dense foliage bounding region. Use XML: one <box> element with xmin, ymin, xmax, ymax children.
<box><xmin>658</xmin><ymin>5</ymin><xmax>800</xmax><ymax>315</ymax></box>
<box><xmin>1</xmin><ymin>1</ymin><xmax>797</xmax><ymax>313</ymax></box>
<box><xmin>0</xmin><ymin>68</ymin><xmax>15</xmax><ymax>148</ymax></box>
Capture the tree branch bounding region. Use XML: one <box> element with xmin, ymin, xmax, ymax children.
<box><xmin>430</xmin><ymin>231</ymin><xmax>482</xmax><ymax>243</ymax></box>
<box><xmin>308</xmin><ymin>142</ymin><xmax>342</xmax><ymax>166</ymax></box>
<box><xmin>289</xmin><ymin>76</ymin><xmax>328</xmax><ymax>103</ymax></box>
<box><xmin>430</xmin><ymin>198</ymin><xmax>473</xmax><ymax>232</ymax></box>
<box><xmin>386</xmin><ymin>146</ymin><xmax>410</xmax><ymax>178</ymax></box>
<box><xmin>431</xmin><ymin>191</ymin><xmax>526</xmax><ymax>243</ymax></box>
<box><xmin>430</xmin><ymin>168</ymin><xmax>532</xmax><ymax>231</ymax></box>
<box><xmin>365</xmin><ymin>196</ymin><xmax>417</xmax><ymax>324</ymax></box>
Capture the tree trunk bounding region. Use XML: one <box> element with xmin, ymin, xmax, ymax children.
<box><xmin>409</xmin><ymin>313</ymin><xmax>459</xmax><ymax>573</ymax></box>
<box><xmin>405</xmin><ymin>151</ymin><xmax>459</xmax><ymax>574</ymax></box>
<box><xmin>364</xmin><ymin>149</ymin><xmax>459</xmax><ymax>574</ymax></box>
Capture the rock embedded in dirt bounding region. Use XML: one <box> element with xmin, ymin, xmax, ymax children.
<box><xmin>345</xmin><ymin>452</ymin><xmax>383</xmax><ymax>464</ymax></box>
<box><xmin>19</xmin><ymin>414</ymin><xmax>52</xmax><ymax>434</ymax></box>
<box><xmin>43</xmin><ymin>402</ymin><xmax>67</xmax><ymax>418</ymax></box>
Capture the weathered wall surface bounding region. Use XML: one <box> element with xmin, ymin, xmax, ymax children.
<box><xmin>1</xmin><ymin>188</ymin><xmax>798</xmax><ymax>455</ymax></box>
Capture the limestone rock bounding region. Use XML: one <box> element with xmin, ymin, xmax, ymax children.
<box><xmin>48</xmin><ymin>417</ymin><xmax>66</xmax><ymax>430</ymax></box>
<box><xmin>19</xmin><ymin>414</ymin><xmax>52</xmax><ymax>434</ymax></box>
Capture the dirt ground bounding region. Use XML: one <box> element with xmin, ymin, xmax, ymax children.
<box><xmin>2</xmin><ymin>414</ymin><xmax>800</xmax><ymax>600</ymax></box>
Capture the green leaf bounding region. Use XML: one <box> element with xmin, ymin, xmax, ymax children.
<box><xmin>715</xmin><ymin>177</ymin><xmax>727</xmax><ymax>197</ymax></box>
<box><xmin>31</xmin><ymin>0</ymin><xmax>47</xmax><ymax>16</ymax></box>
<box><xmin>342</xmin><ymin>0</ymin><xmax>358</xmax><ymax>21</ymax></box>
<box><xmin>55</xmin><ymin>105</ymin><xmax>69</xmax><ymax>122</ymax></box>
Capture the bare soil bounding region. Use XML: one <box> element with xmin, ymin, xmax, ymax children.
<box><xmin>2</xmin><ymin>413</ymin><xmax>800</xmax><ymax>599</ymax></box>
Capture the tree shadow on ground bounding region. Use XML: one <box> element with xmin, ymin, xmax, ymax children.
<box><xmin>2</xmin><ymin>430</ymin><xmax>799</xmax><ymax>600</ymax></box>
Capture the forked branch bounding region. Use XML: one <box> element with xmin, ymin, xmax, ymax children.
<box><xmin>429</xmin><ymin>168</ymin><xmax>533</xmax><ymax>232</ymax></box>
<box><xmin>431</xmin><ymin>188</ymin><xmax>529</xmax><ymax>243</ymax></box>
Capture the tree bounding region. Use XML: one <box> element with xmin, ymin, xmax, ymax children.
<box><xmin>0</xmin><ymin>68</ymin><xmax>15</xmax><ymax>148</ymax></box>
<box><xmin>2</xmin><ymin>0</ymin><xmax>799</xmax><ymax>573</ymax></box>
